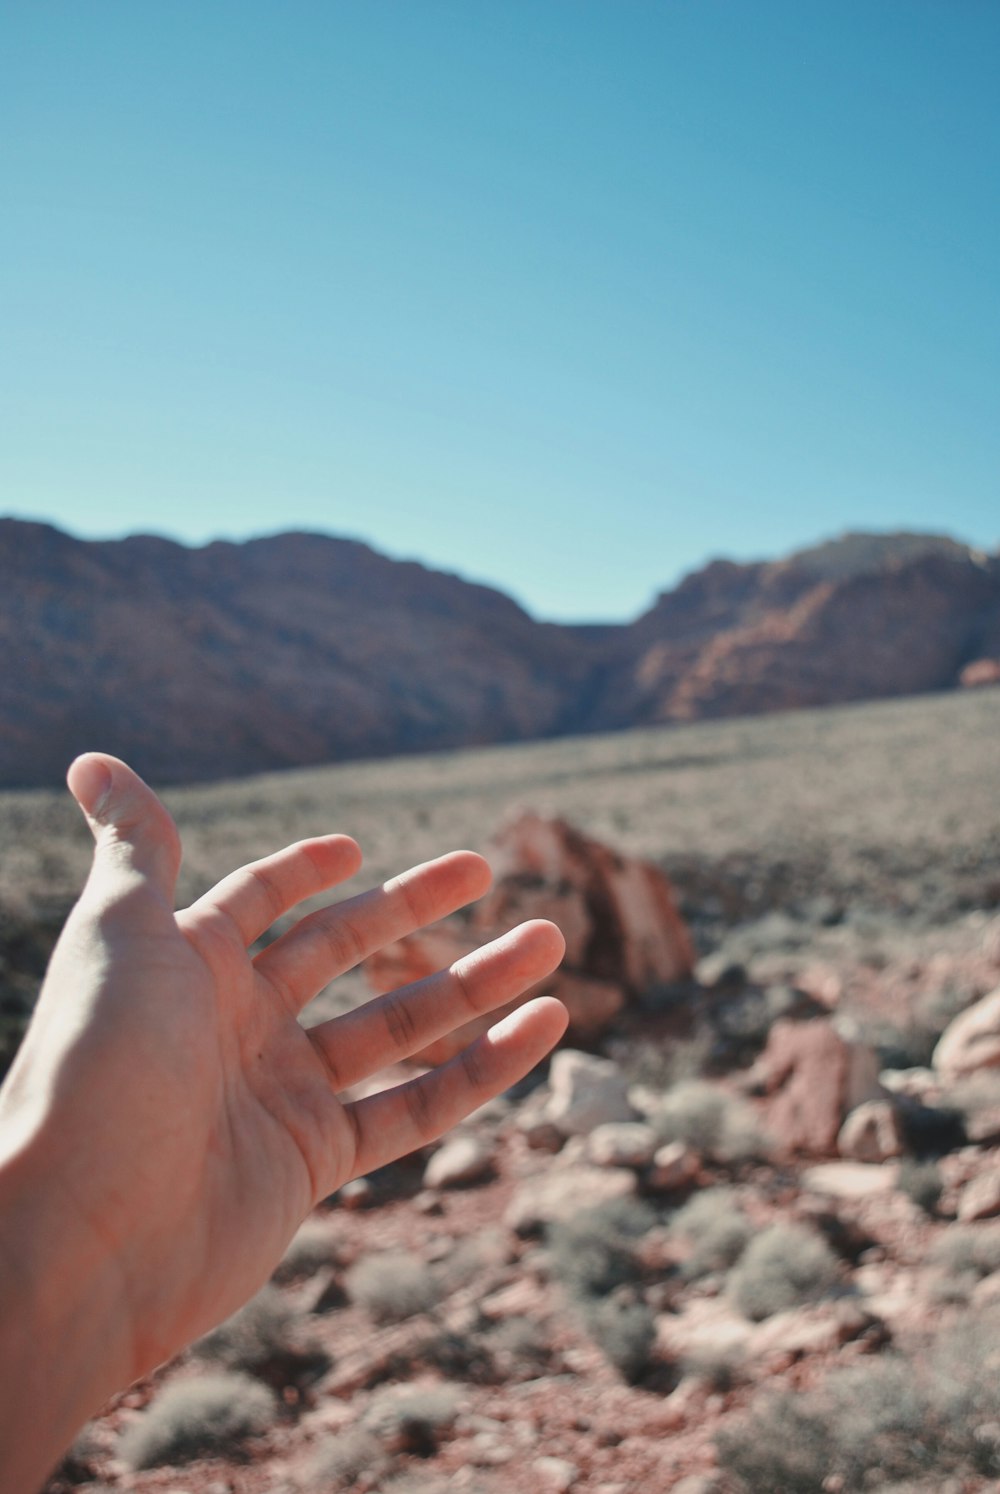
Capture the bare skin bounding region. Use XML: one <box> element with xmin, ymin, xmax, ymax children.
<box><xmin>0</xmin><ymin>754</ymin><xmax>567</xmax><ymax>1493</ymax></box>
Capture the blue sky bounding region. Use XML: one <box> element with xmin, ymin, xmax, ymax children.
<box><xmin>3</xmin><ymin>2</ymin><xmax>998</xmax><ymax>621</ymax></box>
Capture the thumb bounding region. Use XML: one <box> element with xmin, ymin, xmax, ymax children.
<box><xmin>67</xmin><ymin>753</ymin><xmax>182</xmax><ymax>901</ymax></box>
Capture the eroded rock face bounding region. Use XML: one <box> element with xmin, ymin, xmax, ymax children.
<box><xmin>750</xmin><ymin>1019</ymin><xmax>883</xmax><ymax>1157</ymax></box>
<box><xmin>933</xmin><ymin>987</ymin><xmax>1000</xmax><ymax>1080</ymax></box>
<box><xmin>363</xmin><ymin>812</ymin><xmax>694</xmax><ymax>1063</ymax></box>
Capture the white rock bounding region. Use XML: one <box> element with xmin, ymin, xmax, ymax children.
<box><xmin>801</xmin><ymin>1161</ymin><xmax>899</xmax><ymax>1199</ymax></box>
<box><xmin>934</xmin><ymin>987</ymin><xmax>1000</xmax><ymax>1079</ymax></box>
<box><xmin>838</xmin><ymin>1100</ymin><xmax>904</xmax><ymax>1163</ymax></box>
<box><xmin>958</xmin><ymin>1169</ymin><xmax>1000</xmax><ymax>1222</ymax></box>
<box><xmin>587</xmin><ymin>1121</ymin><xmax>658</xmax><ymax>1168</ymax></box>
<box><xmin>544</xmin><ymin>1049</ymin><xmax>637</xmax><ymax>1136</ymax></box>
<box><xmin>537</xmin><ymin>1456</ymin><xmax>578</xmax><ymax>1490</ymax></box>
<box><xmin>649</xmin><ymin>1140</ymin><xmax>700</xmax><ymax>1191</ymax></box>
<box><xmin>423</xmin><ymin>1135</ymin><xmax>493</xmax><ymax>1189</ymax></box>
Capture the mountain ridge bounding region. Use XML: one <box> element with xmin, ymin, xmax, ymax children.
<box><xmin>2</xmin><ymin>518</ymin><xmax>998</xmax><ymax>787</ymax></box>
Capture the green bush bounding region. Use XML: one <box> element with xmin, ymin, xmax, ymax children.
<box><xmin>927</xmin><ymin>1223</ymin><xmax>1000</xmax><ymax>1303</ymax></box>
<box><xmin>346</xmin><ymin>1250</ymin><xmax>441</xmax><ymax>1323</ymax></box>
<box><xmin>118</xmin><ymin>1373</ymin><xmax>276</xmax><ymax>1469</ymax></box>
<box><xmin>727</xmin><ymin>1221</ymin><xmax>838</xmax><ymax>1320</ymax></box>
<box><xmin>668</xmin><ymin>1186</ymin><xmax>752</xmax><ymax>1280</ymax></box>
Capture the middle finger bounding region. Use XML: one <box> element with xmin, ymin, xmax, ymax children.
<box><xmin>255</xmin><ymin>849</ymin><xmax>492</xmax><ymax>1013</ymax></box>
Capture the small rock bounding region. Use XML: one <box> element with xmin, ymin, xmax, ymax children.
<box><xmin>673</xmin><ymin>1479</ymin><xmax>721</xmax><ymax>1494</ymax></box>
<box><xmin>516</xmin><ymin>1114</ymin><xmax>565</xmax><ymax>1152</ymax></box>
<box><xmin>695</xmin><ymin>953</ymin><xmax>746</xmax><ymax>989</ymax></box>
<box><xmin>648</xmin><ymin>1140</ymin><xmax>700</xmax><ymax>1191</ymax></box>
<box><xmin>413</xmin><ymin>1189</ymin><xmax>445</xmax><ymax>1214</ymax></box>
<box><xmin>338</xmin><ymin>1177</ymin><xmax>374</xmax><ymax>1210</ymax></box>
<box><xmin>958</xmin><ymin>1170</ymin><xmax>1000</xmax><ymax>1222</ymax></box>
<box><xmin>424</xmin><ymin>1135</ymin><xmax>493</xmax><ymax>1189</ymax></box>
<box><xmin>838</xmin><ymin>1100</ymin><xmax>904</xmax><ymax>1163</ymax></box>
<box><xmin>587</xmin><ymin>1121</ymin><xmax>658</xmax><ymax>1168</ymax></box>
<box><xmin>537</xmin><ymin>1456</ymin><xmax>578</xmax><ymax>1491</ymax></box>
<box><xmin>802</xmin><ymin>1161</ymin><xmax>899</xmax><ymax>1199</ymax></box>
<box><xmin>545</xmin><ymin>1050</ymin><xmax>637</xmax><ymax>1137</ymax></box>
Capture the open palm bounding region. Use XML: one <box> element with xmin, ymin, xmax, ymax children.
<box><xmin>2</xmin><ymin>754</ymin><xmax>566</xmax><ymax>1389</ymax></box>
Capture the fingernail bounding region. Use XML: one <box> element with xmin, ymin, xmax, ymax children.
<box><xmin>68</xmin><ymin>756</ymin><xmax>114</xmax><ymax>820</ymax></box>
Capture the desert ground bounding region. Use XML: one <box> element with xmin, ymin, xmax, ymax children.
<box><xmin>3</xmin><ymin>686</ymin><xmax>1000</xmax><ymax>1492</ymax></box>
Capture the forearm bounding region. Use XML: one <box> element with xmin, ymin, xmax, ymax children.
<box><xmin>0</xmin><ymin>1120</ymin><xmax>129</xmax><ymax>1494</ymax></box>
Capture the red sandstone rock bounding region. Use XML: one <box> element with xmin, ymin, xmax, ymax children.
<box><xmin>960</xmin><ymin>658</ymin><xmax>1000</xmax><ymax>688</ymax></box>
<box><xmin>362</xmin><ymin>811</ymin><xmax>692</xmax><ymax>1062</ymax></box>
<box><xmin>750</xmin><ymin>1018</ymin><xmax>883</xmax><ymax>1156</ymax></box>
<box><xmin>933</xmin><ymin>987</ymin><xmax>1000</xmax><ymax>1080</ymax></box>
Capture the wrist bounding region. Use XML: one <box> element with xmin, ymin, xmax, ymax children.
<box><xmin>0</xmin><ymin>1105</ymin><xmax>131</xmax><ymax>1493</ymax></box>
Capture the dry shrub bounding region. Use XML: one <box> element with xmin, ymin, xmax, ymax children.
<box><xmin>547</xmin><ymin>1199</ymin><xmax>657</xmax><ymax>1383</ymax></box>
<box><xmin>271</xmin><ymin>1217</ymin><xmax>339</xmax><ymax>1283</ymax></box>
<box><xmin>582</xmin><ymin>1296</ymin><xmax>657</xmax><ymax>1384</ymax></box>
<box><xmin>668</xmin><ymin>1186</ymin><xmax>752</xmax><ymax>1280</ymax></box>
<box><xmin>194</xmin><ymin>1285</ymin><xmax>327</xmax><ymax>1387</ymax></box>
<box><xmin>304</xmin><ymin>1426</ymin><xmax>388</xmax><ymax>1489</ymax></box>
<box><xmin>654</xmin><ymin>1080</ymin><xmax>767</xmax><ymax>1164</ymax></box>
<box><xmin>362</xmin><ymin>1383</ymin><xmax>462</xmax><ymax>1454</ymax></box>
<box><xmin>547</xmin><ymin>1198</ymin><xmax>655</xmax><ymax>1304</ymax></box>
<box><xmin>118</xmin><ymin>1373</ymin><xmax>276</xmax><ymax>1469</ymax></box>
<box><xmin>486</xmin><ymin>1314</ymin><xmax>551</xmax><ymax>1380</ymax></box>
<box><xmin>727</xmin><ymin>1221</ymin><xmax>839</xmax><ymax>1320</ymax></box>
<box><xmin>897</xmin><ymin>1157</ymin><xmax>943</xmax><ymax>1215</ymax></box>
<box><xmin>346</xmin><ymin>1249</ymin><xmax>441</xmax><ymax>1324</ymax></box>
<box><xmin>927</xmin><ymin>1222</ymin><xmax>1000</xmax><ymax>1303</ymax></box>
<box><xmin>718</xmin><ymin>1310</ymin><xmax>1000</xmax><ymax>1490</ymax></box>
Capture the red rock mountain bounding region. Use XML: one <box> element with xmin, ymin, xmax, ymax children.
<box><xmin>1</xmin><ymin>520</ymin><xmax>998</xmax><ymax>786</ymax></box>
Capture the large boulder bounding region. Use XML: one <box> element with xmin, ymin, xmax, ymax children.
<box><xmin>474</xmin><ymin>810</ymin><xmax>695</xmax><ymax>992</ymax></box>
<box><xmin>363</xmin><ymin>810</ymin><xmax>693</xmax><ymax>1063</ymax></box>
<box><xmin>933</xmin><ymin>987</ymin><xmax>1000</xmax><ymax>1080</ymax></box>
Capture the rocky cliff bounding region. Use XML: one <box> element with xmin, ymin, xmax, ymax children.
<box><xmin>1</xmin><ymin>520</ymin><xmax>997</xmax><ymax>786</ymax></box>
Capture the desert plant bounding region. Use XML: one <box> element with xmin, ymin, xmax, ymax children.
<box><xmin>927</xmin><ymin>1222</ymin><xmax>1000</xmax><ymax>1300</ymax></box>
<box><xmin>727</xmin><ymin>1221</ymin><xmax>839</xmax><ymax>1320</ymax></box>
<box><xmin>718</xmin><ymin>1312</ymin><xmax>1000</xmax><ymax>1490</ymax></box>
<box><xmin>304</xmin><ymin>1426</ymin><xmax>388</xmax><ymax>1489</ymax></box>
<box><xmin>486</xmin><ymin>1314</ymin><xmax>551</xmax><ymax>1379</ymax></box>
<box><xmin>362</xmin><ymin>1383</ymin><xmax>461</xmax><ymax>1454</ymax></box>
<box><xmin>897</xmin><ymin>1157</ymin><xmax>943</xmax><ymax>1215</ymax></box>
<box><xmin>581</xmin><ymin>1296</ymin><xmax>657</xmax><ymax>1384</ymax></box>
<box><xmin>654</xmin><ymin>1079</ymin><xmax>766</xmax><ymax>1164</ymax></box>
<box><xmin>668</xmin><ymin>1186</ymin><xmax>753</xmax><ymax>1280</ymax></box>
<box><xmin>346</xmin><ymin>1249</ymin><xmax>441</xmax><ymax>1324</ymax></box>
<box><xmin>271</xmin><ymin>1217</ymin><xmax>339</xmax><ymax>1283</ymax></box>
<box><xmin>193</xmin><ymin>1285</ymin><xmax>327</xmax><ymax>1387</ymax></box>
<box><xmin>547</xmin><ymin>1199</ymin><xmax>654</xmax><ymax>1304</ymax></box>
<box><xmin>118</xmin><ymin>1373</ymin><xmax>276</xmax><ymax>1469</ymax></box>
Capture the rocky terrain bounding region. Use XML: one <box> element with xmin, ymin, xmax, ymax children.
<box><xmin>2</xmin><ymin>518</ymin><xmax>999</xmax><ymax>787</ymax></box>
<box><xmin>0</xmin><ymin>686</ymin><xmax>997</xmax><ymax>1491</ymax></box>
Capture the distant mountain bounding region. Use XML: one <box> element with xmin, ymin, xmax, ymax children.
<box><xmin>1</xmin><ymin>521</ymin><xmax>998</xmax><ymax>787</ymax></box>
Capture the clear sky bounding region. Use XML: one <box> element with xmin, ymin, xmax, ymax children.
<box><xmin>3</xmin><ymin>2</ymin><xmax>998</xmax><ymax>621</ymax></box>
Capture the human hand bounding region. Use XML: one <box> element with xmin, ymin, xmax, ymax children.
<box><xmin>0</xmin><ymin>754</ymin><xmax>566</xmax><ymax>1475</ymax></box>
